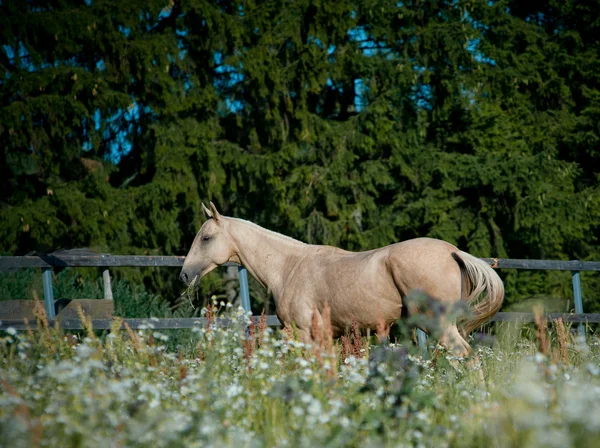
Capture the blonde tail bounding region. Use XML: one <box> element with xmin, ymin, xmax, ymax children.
<box><xmin>452</xmin><ymin>251</ymin><xmax>504</xmax><ymax>336</ymax></box>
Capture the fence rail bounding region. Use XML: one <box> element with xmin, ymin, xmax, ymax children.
<box><xmin>1</xmin><ymin>255</ymin><xmax>598</xmax><ymax>337</ymax></box>
<box><xmin>0</xmin><ymin>255</ymin><xmax>185</xmax><ymax>269</ymax></box>
<box><xmin>1</xmin><ymin>312</ymin><xmax>600</xmax><ymax>332</ymax></box>
<box><xmin>2</xmin><ymin>255</ymin><xmax>600</xmax><ymax>271</ymax></box>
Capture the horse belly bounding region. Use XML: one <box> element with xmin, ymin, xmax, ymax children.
<box><xmin>324</xmin><ymin>259</ymin><xmax>402</xmax><ymax>332</ymax></box>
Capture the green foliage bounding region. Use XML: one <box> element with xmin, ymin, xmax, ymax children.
<box><xmin>0</xmin><ymin>268</ymin><xmax>191</xmax><ymax>319</ymax></box>
<box><xmin>1</xmin><ymin>1</ymin><xmax>600</xmax><ymax>309</ymax></box>
<box><xmin>0</xmin><ymin>269</ymin><xmax>43</xmax><ymax>301</ymax></box>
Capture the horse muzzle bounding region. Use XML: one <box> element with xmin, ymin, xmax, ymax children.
<box><xmin>179</xmin><ymin>268</ymin><xmax>199</xmax><ymax>285</ymax></box>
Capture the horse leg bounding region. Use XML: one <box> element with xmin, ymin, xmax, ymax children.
<box><xmin>389</xmin><ymin>257</ymin><xmax>471</xmax><ymax>356</ymax></box>
<box><xmin>440</xmin><ymin>325</ymin><xmax>485</xmax><ymax>381</ymax></box>
<box><xmin>440</xmin><ymin>324</ymin><xmax>471</xmax><ymax>357</ymax></box>
<box><xmin>280</xmin><ymin>322</ymin><xmax>313</xmax><ymax>344</ymax></box>
<box><xmin>288</xmin><ymin>302</ymin><xmax>323</xmax><ymax>345</ymax></box>
<box><xmin>296</xmin><ymin>328</ymin><xmax>313</xmax><ymax>344</ymax></box>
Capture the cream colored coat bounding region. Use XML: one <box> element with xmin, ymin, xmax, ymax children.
<box><xmin>180</xmin><ymin>203</ymin><xmax>504</xmax><ymax>356</ymax></box>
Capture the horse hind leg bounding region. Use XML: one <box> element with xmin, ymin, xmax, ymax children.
<box><xmin>440</xmin><ymin>324</ymin><xmax>471</xmax><ymax>358</ymax></box>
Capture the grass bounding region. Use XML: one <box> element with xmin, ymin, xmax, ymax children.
<box><xmin>1</xmin><ymin>299</ymin><xmax>600</xmax><ymax>448</ymax></box>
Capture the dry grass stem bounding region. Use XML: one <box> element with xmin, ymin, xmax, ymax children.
<box><xmin>178</xmin><ymin>350</ymin><xmax>187</xmax><ymax>383</ymax></box>
<box><xmin>258</xmin><ymin>310</ymin><xmax>267</xmax><ymax>347</ymax></box>
<box><xmin>205</xmin><ymin>304</ymin><xmax>214</xmax><ymax>333</ymax></box>
<box><xmin>341</xmin><ymin>335</ymin><xmax>352</xmax><ymax>362</ymax></box>
<box><xmin>553</xmin><ymin>318</ymin><xmax>570</xmax><ymax>365</ymax></box>
<box><xmin>533</xmin><ymin>304</ymin><xmax>550</xmax><ymax>356</ymax></box>
<box><xmin>123</xmin><ymin>322</ymin><xmax>141</xmax><ymax>352</ymax></box>
<box><xmin>376</xmin><ymin>318</ymin><xmax>390</xmax><ymax>344</ymax></box>
<box><xmin>76</xmin><ymin>304</ymin><xmax>96</xmax><ymax>340</ymax></box>
<box><xmin>243</xmin><ymin>317</ymin><xmax>256</xmax><ymax>370</ymax></box>
<box><xmin>351</xmin><ymin>320</ymin><xmax>364</xmax><ymax>358</ymax></box>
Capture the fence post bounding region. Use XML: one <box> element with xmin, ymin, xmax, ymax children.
<box><xmin>417</xmin><ymin>329</ymin><xmax>428</xmax><ymax>358</ymax></box>
<box><xmin>42</xmin><ymin>268</ymin><xmax>56</xmax><ymax>319</ymax></box>
<box><xmin>572</xmin><ymin>271</ymin><xmax>585</xmax><ymax>338</ymax></box>
<box><xmin>103</xmin><ymin>269</ymin><xmax>113</xmax><ymax>300</ymax></box>
<box><xmin>238</xmin><ymin>266</ymin><xmax>251</xmax><ymax>313</ymax></box>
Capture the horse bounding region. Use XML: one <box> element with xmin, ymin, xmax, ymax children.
<box><xmin>180</xmin><ymin>202</ymin><xmax>504</xmax><ymax>356</ymax></box>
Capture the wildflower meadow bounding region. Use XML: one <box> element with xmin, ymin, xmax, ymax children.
<box><xmin>1</xmin><ymin>300</ymin><xmax>600</xmax><ymax>448</ymax></box>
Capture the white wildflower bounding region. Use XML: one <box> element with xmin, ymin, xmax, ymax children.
<box><xmin>226</xmin><ymin>383</ymin><xmax>243</xmax><ymax>398</ymax></box>
<box><xmin>587</xmin><ymin>363</ymin><xmax>600</xmax><ymax>376</ymax></box>
<box><xmin>307</xmin><ymin>399</ymin><xmax>322</xmax><ymax>416</ymax></box>
<box><xmin>75</xmin><ymin>344</ymin><xmax>95</xmax><ymax>359</ymax></box>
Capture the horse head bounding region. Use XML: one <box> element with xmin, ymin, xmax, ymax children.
<box><xmin>179</xmin><ymin>202</ymin><xmax>235</xmax><ymax>285</ymax></box>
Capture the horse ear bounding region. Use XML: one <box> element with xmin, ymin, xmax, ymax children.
<box><xmin>209</xmin><ymin>201</ymin><xmax>221</xmax><ymax>221</ymax></box>
<box><xmin>202</xmin><ymin>203</ymin><xmax>213</xmax><ymax>219</ymax></box>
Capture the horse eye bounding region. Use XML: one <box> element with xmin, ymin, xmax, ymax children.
<box><xmin>202</xmin><ymin>235</ymin><xmax>211</xmax><ymax>241</ymax></box>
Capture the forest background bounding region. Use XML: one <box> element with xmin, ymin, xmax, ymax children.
<box><xmin>1</xmin><ymin>0</ymin><xmax>600</xmax><ymax>317</ymax></box>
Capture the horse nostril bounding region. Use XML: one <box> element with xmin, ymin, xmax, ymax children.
<box><xmin>180</xmin><ymin>271</ymin><xmax>188</xmax><ymax>283</ymax></box>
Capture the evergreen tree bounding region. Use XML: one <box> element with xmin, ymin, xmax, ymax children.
<box><xmin>1</xmin><ymin>0</ymin><xmax>599</xmax><ymax>311</ymax></box>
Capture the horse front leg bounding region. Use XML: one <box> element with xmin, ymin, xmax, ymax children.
<box><xmin>280</xmin><ymin>322</ymin><xmax>314</xmax><ymax>345</ymax></box>
<box><xmin>282</xmin><ymin>299</ymin><xmax>323</xmax><ymax>345</ymax></box>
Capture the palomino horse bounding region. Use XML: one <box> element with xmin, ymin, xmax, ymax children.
<box><xmin>180</xmin><ymin>203</ymin><xmax>504</xmax><ymax>356</ymax></box>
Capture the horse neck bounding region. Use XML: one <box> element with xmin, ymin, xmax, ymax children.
<box><xmin>225</xmin><ymin>217</ymin><xmax>306</xmax><ymax>298</ymax></box>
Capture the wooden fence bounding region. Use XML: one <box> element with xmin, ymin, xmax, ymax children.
<box><xmin>1</xmin><ymin>254</ymin><xmax>599</xmax><ymax>335</ymax></box>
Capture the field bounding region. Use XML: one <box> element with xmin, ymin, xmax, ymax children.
<box><xmin>1</xmin><ymin>301</ymin><xmax>600</xmax><ymax>448</ymax></box>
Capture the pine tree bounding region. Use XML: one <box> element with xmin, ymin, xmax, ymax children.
<box><xmin>1</xmin><ymin>0</ymin><xmax>599</xmax><ymax>311</ymax></box>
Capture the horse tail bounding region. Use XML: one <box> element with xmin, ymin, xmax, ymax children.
<box><xmin>451</xmin><ymin>251</ymin><xmax>504</xmax><ymax>337</ymax></box>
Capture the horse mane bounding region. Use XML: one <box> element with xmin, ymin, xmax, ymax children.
<box><xmin>227</xmin><ymin>217</ymin><xmax>307</xmax><ymax>246</ymax></box>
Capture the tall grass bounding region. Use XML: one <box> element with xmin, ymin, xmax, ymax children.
<box><xmin>1</xmin><ymin>299</ymin><xmax>599</xmax><ymax>447</ymax></box>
